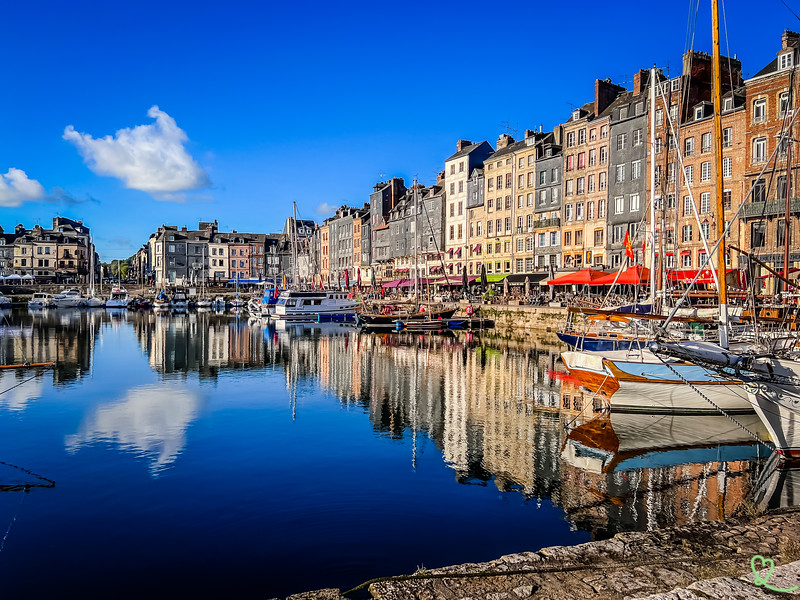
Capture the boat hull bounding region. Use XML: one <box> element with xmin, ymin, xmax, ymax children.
<box><xmin>562</xmin><ymin>350</ymin><xmax>753</xmax><ymax>414</ymax></box>
<box><xmin>744</xmin><ymin>358</ymin><xmax>800</xmax><ymax>458</ymax></box>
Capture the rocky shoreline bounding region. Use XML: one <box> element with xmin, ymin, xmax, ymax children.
<box><xmin>283</xmin><ymin>506</ymin><xmax>800</xmax><ymax>600</ymax></box>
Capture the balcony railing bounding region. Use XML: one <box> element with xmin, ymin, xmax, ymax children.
<box><xmin>743</xmin><ymin>198</ymin><xmax>800</xmax><ymax>217</ymax></box>
<box><xmin>533</xmin><ymin>217</ymin><xmax>561</xmax><ymax>229</ymax></box>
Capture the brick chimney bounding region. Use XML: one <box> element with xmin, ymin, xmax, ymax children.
<box><xmin>632</xmin><ymin>70</ymin><xmax>649</xmax><ymax>96</ymax></box>
<box><xmin>783</xmin><ymin>30</ymin><xmax>800</xmax><ymax>50</ymax></box>
<box><xmin>525</xmin><ymin>129</ymin><xmax>536</xmax><ymax>139</ymax></box>
<box><xmin>596</xmin><ymin>78</ymin><xmax>625</xmax><ymax>115</ymax></box>
<box><xmin>496</xmin><ymin>134</ymin><xmax>515</xmax><ymax>149</ymax></box>
<box><xmin>456</xmin><ymin>139</ymin><xmax>473</xmax><ymax>152</ymax></box>
<box><xmin>437</xmin><ymin>170</ymin><xmax>446</xmax><ymax>185</ymax></box>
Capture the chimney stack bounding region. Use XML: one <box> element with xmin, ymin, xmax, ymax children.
<box><xmin>496</xmin><ymin>133</ymin><xmax>514</xmax><ymax>149</ymax></box>
<box><xmin>456</xmin><ymin>139</ymin><xmax>473</xmax><ymax>152</ymax></box>
<box><xmin>783</xmin><ymin>30</ymin><xmax>800</xmax><ymax>50</ymax></box>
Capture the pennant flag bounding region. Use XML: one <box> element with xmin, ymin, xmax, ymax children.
<box><xmin>624</xmin><ymin>230</ymin><xmax>634</xmax><ymax>260</ymax></box>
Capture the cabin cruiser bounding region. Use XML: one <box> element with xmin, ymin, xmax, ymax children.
<box><xmin>52</xmin><ymin>289</ymin><xmax>86</xmax><ymax>308</ymax></box>
<box><xmin>272</xmin><ymin>290</ymin><xmax>360</xmax><ymax>321</ymax></box>
<box><xmin>28</xmin><ymin>292</ymin><xmax>52</xmax><ymax>309</ymax></box>
<box><xmin>106</xmin><ymin>287</ymin><xmax>129</xmax><ymax>309</ymax></box>
<box><xmin>170</xmin><ymin>288</ymin><xmax>189</xmax><ymax>310</ymax></box>
<box><xmin>0</xmin><ymin>291</ymin><xmax>12</xmax><ymax>309</ymax></box>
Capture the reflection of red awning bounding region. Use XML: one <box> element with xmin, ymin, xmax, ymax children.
<box><xmin>447</xmin><ymin>263</ymin><xmax>453</xmax><ymax>268</ymax></box>
<box><xmin>547</xmin><ymin>268</ymin><xmax>612</xmax><ymax>285</ymax></box>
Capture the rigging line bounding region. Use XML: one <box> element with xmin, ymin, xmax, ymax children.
<box><xmin>720</xmin><ymin>0</ymin><xmax>736</xmax><ymax>100</ymax></box>
<box><xmin>0</xmin><ymin>493</ymin><xmax>25</xmax><ymax>556</ymax></box>
<box><xmin>781</xmin><ymin>0</ymin><xmax>800</xmax><ymax>22</ymax></box>
<box><xmin>660</xmin><ymin>105</ymin><xmax>800</xmax><ymax>331</ymax></box>
<box><xmin>0</xmin><ymin>373</ymin><xmax>41</xmax><ymax>397</ymax></box>
<box><xmin>653</xmin><ymin>353</ymin><xmax>774</xmax><ymax>449</ymax></box>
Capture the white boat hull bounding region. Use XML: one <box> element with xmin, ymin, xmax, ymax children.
<box><xmin>562</xmin><ymin>350</ymin><xmax>753</xmax><ymax>414</ymax></box>
<box><xmin>744</xmin><ymin>357</ymin><xmax>800</xmax><ymax>458</ymax></box>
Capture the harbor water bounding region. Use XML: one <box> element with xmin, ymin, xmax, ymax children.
<box><xmin>0</xmin><ymin>309</ymin><xmax>780</xmax><ymax>598</ymax></box>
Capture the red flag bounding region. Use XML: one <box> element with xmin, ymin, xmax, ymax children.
<box><xmin>641</xmin><ymin>240</ymin><xmax>646</xmax><ymax>263</ymax></box>
<box><xmin>624</xmin><ymin>230</ymin><xmax>634</xmax><ymax>260</ymax></box>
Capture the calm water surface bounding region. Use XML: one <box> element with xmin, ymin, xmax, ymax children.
<box><xmin>0</xmin><ymin>309</ymin><xmax>783</xmax><ymax>598</ymax></box>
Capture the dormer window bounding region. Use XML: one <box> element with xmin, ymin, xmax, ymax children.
<box><xmin>723</xmin><ymin>97</ymin><xmax>733</xmax><ymax>111</ymax></box>
<box><xmin>694</xmin><ymin>105</ymin><xmax>704</xmax><ymax>120</ymax></box>
<box><xmin>573</xmin><ymin>110</ymin><xmax>580</xmax><ymax>120</ymax></box>
<box><xmin>780</xmin><ymin>51</ymin><xmax>794</xmax><ymax>71</ymax></box>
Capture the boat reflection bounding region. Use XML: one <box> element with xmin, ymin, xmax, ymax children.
<box><xmin>751</xmin><ymin>452</ymin><xmax>800</xmax><ymax>512</ymax></box>
<box><xmin>561</xmin><ymin>412</ymin><xmax>771</xmax><ymax>536</ymax></box>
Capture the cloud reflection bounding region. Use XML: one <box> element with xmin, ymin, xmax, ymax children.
<box><xmin>66</xmin><ymin>383</ymin><xmax>201</xmax><ymax>475</ymax></box>
<box><xmin>0</xmin><ymin>372</ymin><xmax>44</xmax><ymax>412</ymax></box>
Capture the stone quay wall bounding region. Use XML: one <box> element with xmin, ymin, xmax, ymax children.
<box><xmin>284</xmin><ymin>506</ymin><xmax>800</xmax><ymax>600</ymax></box>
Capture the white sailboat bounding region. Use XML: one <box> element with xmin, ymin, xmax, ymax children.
<box><xmin>84</xmin><ymin>238</ymin><xmax>105</xmax><ymax>307</ymax></box>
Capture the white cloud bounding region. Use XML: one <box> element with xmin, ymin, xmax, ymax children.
<box><xmin>63</xmin><ymin>105</ymin><xmax>210</xmax><ymax>196</ymax></box>
<box><xmin>316</xmin><ymin>201</ymin><xmax>337</xmax><ymax>216</ymax></box>
<box><xmin>0</xmin><ymin>168</ymin><xmax>46</xmax><ymax>207</ymax></box>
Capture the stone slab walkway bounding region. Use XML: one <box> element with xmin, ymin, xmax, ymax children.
<box><xmin>283</xmin><ymin>507</ymin><xmax>800</xmax><ymax>600</ymax></box>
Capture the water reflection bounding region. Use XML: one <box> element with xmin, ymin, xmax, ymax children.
<box><xmin>65</xmin><ymin>383</ymin><xmax>202</xmax><ymax>474</ymax></box>
<box><xmin>265</xmin><ymin>323</ymin><xmax>777</xmax><ymax>538</ymax></box>
<box><xmin>0</xmin><ymin>311</ymin><xmax>788</xmax><ymax>537</ymax></box>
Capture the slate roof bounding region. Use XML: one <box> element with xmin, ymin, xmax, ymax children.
<box><xmin>752</xmin><ymin>58</ymin><xmax>779</xmax><ymax>79</ymax></box>
<box><xmin>445</xmin><ymin>141</ymin><xmax>492</xmax><ymax>162</ymax></box>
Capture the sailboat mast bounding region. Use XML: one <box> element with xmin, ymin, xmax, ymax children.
<box><xmin>292</xmin><ymin>202</ymin><xmax>299</xmax><ymax>288</ymax></box>
<box><xmin>649</xmin><ymin>66</ymin><xmax>657</xmax><ymax>307</ymax></box>
<box><xmin>784</xmin><ymin>142</ymin><xmax>792</xmax><ymax>294</ymax></box>
<box><xmin>416</xmin><ymin>183</ymin><xmax>421</xmax><ymax>301</ymax></box>
<box><xmin>712</xmin><ymin>0</ymin><xmax>729</xmax><ymax>349</ymax></box>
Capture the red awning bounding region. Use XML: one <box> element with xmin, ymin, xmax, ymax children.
<box><xmin>547</xmin><ymin>268</ymin><xmax>612</xmax><ymax>286</ymax></box>
<box><xmin>382</xmin><ymin>279</ymin><xmax>403</xmax><ymax>288</ymax></box>
<box><xmin>590</xmin><ymin>266</ymin><xmax>650</xmax><ymax>286</ymax></box>
<box><xmin>667</xmin><ymin>268</ymin><xmax>736</xmax><ymax>284</ymax></box>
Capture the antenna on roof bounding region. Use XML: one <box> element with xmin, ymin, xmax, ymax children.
<box><xmin>378</xmin><ymin>169</ymin><xmax>386</xmax><ymax>180</ymax></box>
<box><xmin>500</xmin><ymin>121</ymin><xmax>518</xmax><ymax>138</ymax></box>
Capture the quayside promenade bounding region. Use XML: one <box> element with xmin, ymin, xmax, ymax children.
<box><xmin>285</xmin><ymin>506</ymin><xmax>800</xmax><ymax>600</ymax></box>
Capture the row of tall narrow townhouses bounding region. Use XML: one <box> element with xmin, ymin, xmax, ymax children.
<box><xmin>112</xmin><ymin>29</ymin><xmax>800</xmax><ymax>290</ymax></box>
<box><xmin>326</xmin><ymin>30</ymin><xmax>800</xmax><ymax>289</ymax></box>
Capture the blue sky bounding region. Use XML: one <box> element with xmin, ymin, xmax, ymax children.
<box><xmin>0</xmin><ymin>0</ymin><xmax>797</xmax><ymax>260</ymax></box>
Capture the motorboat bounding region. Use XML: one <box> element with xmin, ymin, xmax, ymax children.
<box><xmin>272</xmin><ymin>290</ymin><xmax>360</xmax><ymax>321</ymax></box>
<box><xmin>28</xmin><ymin>292</ymin><xmax>52</xmax><ymax>309</ymax></box>
<box><xmin>52</xmin><ymin>289</ymin><xmax>86</xmax><ymax>308</ymax></box>
<box><xmin>106</xmin><ymin>287</ymin><xmax>129</xmax><ymax>309</ymax></box>
<box><xmin>170</xmin><ymin>288</ymin><xmax>189</xmax><ymax>310</ymax></box>
<box><xmin>0</xmin><ymin>291</ymin><xmax>12</xmax><ymax>309</ymax></box>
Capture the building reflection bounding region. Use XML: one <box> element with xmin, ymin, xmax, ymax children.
<box><xmin>133</xmin><ymin>312</ymin><xmax>268</xmax><ymax>376</ymax></box>
<box><xmin>267</xmin><ymin>325</ymin><xmax>774</xmax><ymax>538</ymax></box>
<box><xmin>2</xmin><ymin>312</ymin><xmax>782</xmax><ymax>533</ymax></box>
<box><xmin>0</xmin><ymin>309</ymin><xmax>101</xmax><ymax>386</ymax></box>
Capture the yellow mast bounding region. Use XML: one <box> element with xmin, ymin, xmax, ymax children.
<box><xmin>712</xmin><ymin>0</ymin><xmax>729</xmax><ymax>349</ymax></box>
